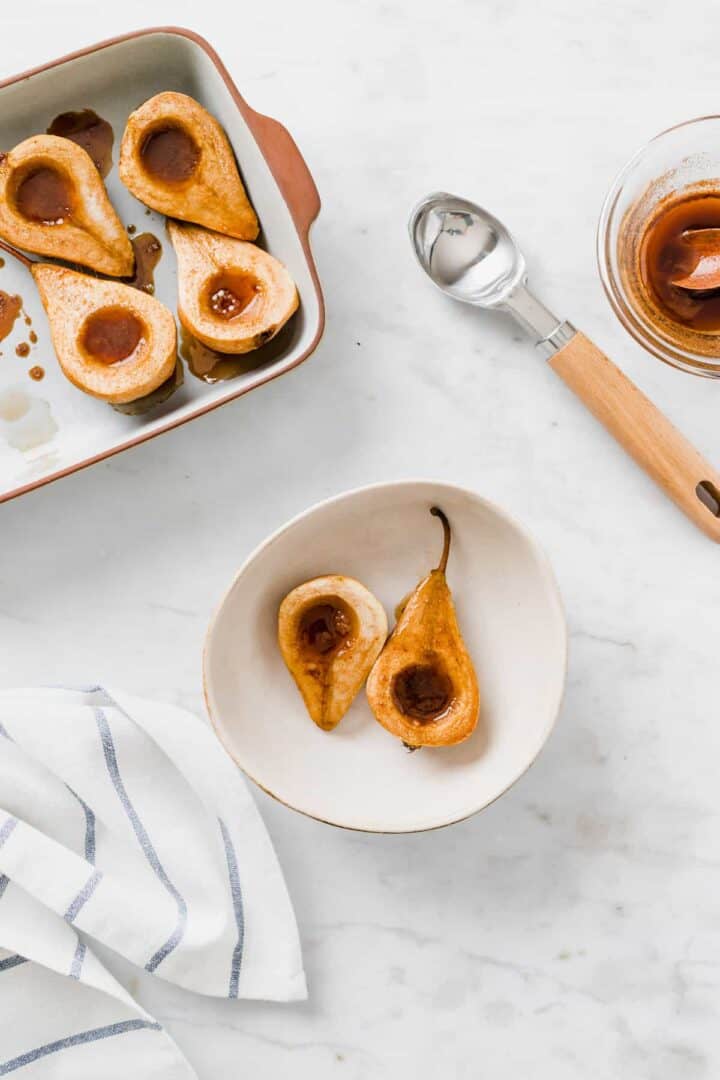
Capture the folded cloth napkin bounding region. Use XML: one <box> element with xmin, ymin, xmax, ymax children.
<box><xmin>0</xmin><ymin>686</ymin><xmax>306</xmax><ymax>1078</ymax></box>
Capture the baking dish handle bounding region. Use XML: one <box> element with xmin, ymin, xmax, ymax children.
<box><xmin>244</xmin><ymin>109</ymin><xmax>321</xmax><ymax>239</ymax></box>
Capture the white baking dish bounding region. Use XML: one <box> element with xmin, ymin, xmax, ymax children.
<box><xmin>0</xmin><ymin>27</ymin><xmax>324</xmax><ymax>503</ymax></box>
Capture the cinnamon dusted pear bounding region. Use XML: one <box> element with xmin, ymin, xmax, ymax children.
<box><xmin>278</xmin><ymin>576</ymin><xmax>387</xmax><ymax>731</ymax></box>
<box><xmin>32</xmin><ymin>264</ymin><xmax>177</xmax><ymax>405</ymax></box>
<box><xmin>169</xmin><ymin>221</ymin><xmax>298</xmax><ymax>353</ymax></box>
<box><xmin>366</xmin><ymin>508</ymin><xmax>480</xmax><ymax>748</ymax></box>
<box><xmin>119</xmin><ymin>92</ymin><xmax>259</xmax><ymax>240</ymax></box>
<box><xmin>0</xmin><ymin>135</ymin><xmax>133</xmax><ymax>276</ymax></box>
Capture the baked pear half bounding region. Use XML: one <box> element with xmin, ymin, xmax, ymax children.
<box><xmin>278</xmin><ymin>575</ymin><xmax>388</xmax><ymax>732</ymax></box>
<box><xmin>32</xmin><ymin>264</ymin><xmax>177</xmax><ymax>405</ymax></box>
<box><xmin>0</xmin><ymin>135</ymin><xmax>133</xmax><ymax>276</ymax></box>
<box><xmin>366</xmin><ymin>509</ymin><xmax>480</xmax><ymax>748</ymax></box>
<box><xmin>169</xmin><ymin>221</ymin><xmax>298</xmax><ymax>353</ymax></box>
<box><xmin>119</xmin><ymin>92</ymin><xmax>259</xmax><ymax>240</ymax></box>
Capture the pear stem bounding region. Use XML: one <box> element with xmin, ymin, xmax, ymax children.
<box><xmin>430</xmin><ymin>506</ymin><xmax>451</xmax><ymax>574</ymax></box>
<box><xmin>0</xmin><ymin>239</ymin><xmax>32</xmax><ymax>270</ymax></box>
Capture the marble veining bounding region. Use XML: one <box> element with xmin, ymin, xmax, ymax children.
<box><xmin>3</xmin><ymin>0</ymin><xmax>720</xmax><ymax>1076</ymax></box>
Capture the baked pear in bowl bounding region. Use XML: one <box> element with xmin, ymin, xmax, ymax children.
<box><xmin>278</xmin><ymin>575</ymin><xmax>388</xmax><ymax>731</ymax></box>
<box><xmin>32</xmin><ymin>264</ymin><xmax>177</xmax><ymax>405</ymax></box>
<box><xmin>366</xmin><ymin>508</ymin><xmax>480</xmax><ymax>748</ymax></box>
<box><xmin>204</xmin><ymin>481</ymin><xmax>567</xmax><ymax>832</ymax></box>
<box><xmin>0</xmin><ymin>135</ymin><xmax>133</xmax><ymax>276</ymax></box>
<box><xmin>119</xmin><ymin>92</ymin><xmax>259</xmax><ymax>240</ymax></box>
<box><xmin>169</xmin><ymin>221</ymin><xmax>298</xmax><ymax>353</ymax></box>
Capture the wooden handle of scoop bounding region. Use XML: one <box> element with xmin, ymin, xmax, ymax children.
<box><xmin>549</xmin><ymin>331</ymin><xmax>720</xmax><ymax>541</ymax></box>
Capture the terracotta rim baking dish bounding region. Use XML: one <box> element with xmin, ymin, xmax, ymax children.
<box><xmin>0</xmin><ymin>26</ymin><xmax>325</xmax><ymax>504</ymax></box>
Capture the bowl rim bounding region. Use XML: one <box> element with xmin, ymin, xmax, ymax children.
<box><xmin>0</xmin><ymin>25</ymin><xmax>326</xmax><ymax>504</ymax></box>
<box><xmin>203</xmin><ymin>478</ymin><xmax>569</xmax><ymax>834</ymax></box>
<box><xmin>596</xmin><ymin>114</ymin><xmax>720</xmax><ymax>378</ymax></box>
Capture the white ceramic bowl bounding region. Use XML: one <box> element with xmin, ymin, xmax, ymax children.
<box><xmin>204</xmin><ymin>481</ymin><xmax>567</xmax><ymax>832</ymax></box>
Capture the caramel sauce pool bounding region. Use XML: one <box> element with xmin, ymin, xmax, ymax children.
<box><xmin>15</xmin><ymin>167</ymin><xmax>73</xmax><ymax>224</ymax></box>
<box><xmin>0</xmin><ymin>291</ymin><xmax>22</xmax><ymax>342</ymax></box>
<box><xmin>392</xmin><ymin>664</ymin><xmax>453</xmax><ymax>722</ymax></box>
<box><xmin>179</xmin><ymin>330</ymin><xmax>261</xmax><ymax>383</ymax></box>
<box><xmin>300</xmin><ymin>602</ymin><xmax>353</xmax><ymax>656</ymax></box>
<box><xmin>141</xmin><ymin>126</ymin><xmax>200</xmax><ymax>183</ymax></box>
<box><xmin>179</xmin><ymin>322</ymin><xmax>293</xmax><ymax>384</ymax></box>
<box><xmin>81</xmin><ymin>306</ymin><xmax>144</xmax><ymax>364</ymax></box>
<box><xmin>207</xmin><ymin>270</ymin><xmax>261</xmax><ymax>320</ymax></box>
<box><xmin>47</xmin><ymin>109</ymin><xmax>114</xmax><ymax>178</ymax></box>
<box><xmin>127</xmin><ymin>233</ymin><xmax>162</xmax><ymax>294</ymax></box>
<box><xmin>641</xmin><ymin>194</ymin><xmax>720</xmax><ymax>332</ymax></box>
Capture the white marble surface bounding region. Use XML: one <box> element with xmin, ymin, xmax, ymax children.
<box><xmin>3</xmin><ymin>0</ymin><xmax>720</xmax><ymax>1076</ymax></box>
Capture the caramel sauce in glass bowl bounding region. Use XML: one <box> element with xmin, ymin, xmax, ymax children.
<box><xmin>639</xmin><ymin>192</ymin><xmax>720</xmax><ymax>333</ymax></box>
<box><xmin>618</xmin><ymin>181</ymin><xmax>720</xmax><ymax>366</ymax></box>
<box><xmin>601</xmin><ymin>117</ymin><xmax>720</xmax><ymax>375</ymax></box>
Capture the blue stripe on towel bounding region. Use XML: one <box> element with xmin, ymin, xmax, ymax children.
<box><xmin>95</xmin><ymin>708</ymin><xmax>187</xmax><ymax>972</ymax></box>
<box><xmin>0</xmin><ymin>739</ymin><xmax>98</xmax><ymax>982</ymax></box>
<box><xmin>66</xmin><ymin>787</ymin><xmax>97</xmax><ymax>865</ymax></box>
<box><xmin>0</xmin><ymin>818</ymin><xmax>17</xmax><ymax>849</ymax></box>
<box><xmin>0</xmin><ymin>722</ymin><xmax>97</xmax><ymax>867</ymax></box>
<box><xmin>64</xmin><ymin>869</ymin><xmax>103</xmax><ymax>924</ymax></box>
<box><xmin>69</xmin><ymin>939</ymin><xmax>86</xmax><ymax>980</ymax></box>
<box><xmin>218</xmin><ymin>818</ymin><xmax>244</xmax><ymax>998</ymax></box>
<box><xmin>64</xmin><ymin>789</ymin><xmax>98</xmax><ymax>979</ymax></box>
<box><xmin>64</xmin><ymin>789</ymin><xmax>97</xmax><ymax>979</ymax></box>
<box><xmin>0</xmin><ymin>955</ymin><xmax>27</xmax><ymax>974</ymax></box>
<box><xmin>0</xmin><ymin>1019</ymin><xmax>162</xmax><ymax>1075</ymax></box>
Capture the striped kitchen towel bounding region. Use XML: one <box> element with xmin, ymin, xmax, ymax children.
<box><xmin>0</xmin><ymin>685</ymin><xmax>306</xmax><ymax>1078</ymax></box>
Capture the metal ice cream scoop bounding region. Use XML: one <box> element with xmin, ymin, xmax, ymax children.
<box><xmin>409</xmin><ymin>192</ymin><xmax>720</xmax><ymax>541</ymax></box>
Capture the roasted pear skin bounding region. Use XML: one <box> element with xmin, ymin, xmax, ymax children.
<box><xmin>32</xmin><ymin>264</ymin><xmax>177</xmax><ymax>405</ymax></box>
<box><xmin>119</xmin><ymin>92</ymin><xmax>259</xmax><ymax>240</ymax></box>
<box><xmin>0</xmin><ymin>135</ymin><xmax>133</xmax><ymax>276</ymax></box>
<box><xmin>278</xmin><ymin>575</ymin><xmax>388</xmax><ymax>731</ymax></box>
<box><xmin>168</xmin><ymin>221</ymin><xmax>298</xmax><ymax>354</ymax></box>
<box><xmin>366</xmin><ymin>508</ymin><xmax>480</xmax><ymax>748</ymax></box>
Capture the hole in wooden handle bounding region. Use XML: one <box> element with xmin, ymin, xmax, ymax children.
<box><xmin>696</xmin><ymin>480</ymin><xmax>720</xmax><ymax>516</ymax></box>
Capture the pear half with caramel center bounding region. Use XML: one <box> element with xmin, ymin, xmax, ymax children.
<box><xmin>169</xmin><ymin>221</ymin><xmax>298</xmax><ymax>354</ymax></box>
<box><xmin>366</xmin><ymin>508</ymin><xmax>480</xmax><ymax>748</ymax></box>
<box><xmin>0</xmin><ymin>135</ymin><xmax>133</xmax><ymax>276</ymax></box>
<box><xmin>119</xmin><ymin>92</ymin><xmax>259</xmax><ymax>241</ymax></box>
<box><xmin>32</xmin><ymin>264</ymin><xmax>177</xmax><ymax>405</ymax></box>
<box><xmin>279</xmin><ymin>576</ymin><xmax>388</xmax><ymax>732</ymax></box>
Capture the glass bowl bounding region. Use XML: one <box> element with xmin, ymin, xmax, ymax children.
<box><xmin>598</xmin><ymin>116</ymin><xmax>720</xmax><ymax>377</ymax></box>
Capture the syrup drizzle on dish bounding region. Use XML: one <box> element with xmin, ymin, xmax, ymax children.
<box><xmin>0</xmin><ymin>291</ymin><xmax>22</xmax><ymax>342</ymax></box>
<box><xmin>179</xmin><ymin>321</ymin><xmax>295</xmax><ymax>383</ymax></box>
<box><xmin>47</xmin><ymin>109</ymin><xmax>114</xmax><ymax>178</ymax></box>
<box><xmin>127</xmin><ymin>232</ymin><xmax>162</xmax><ymax>294</ymax></box>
